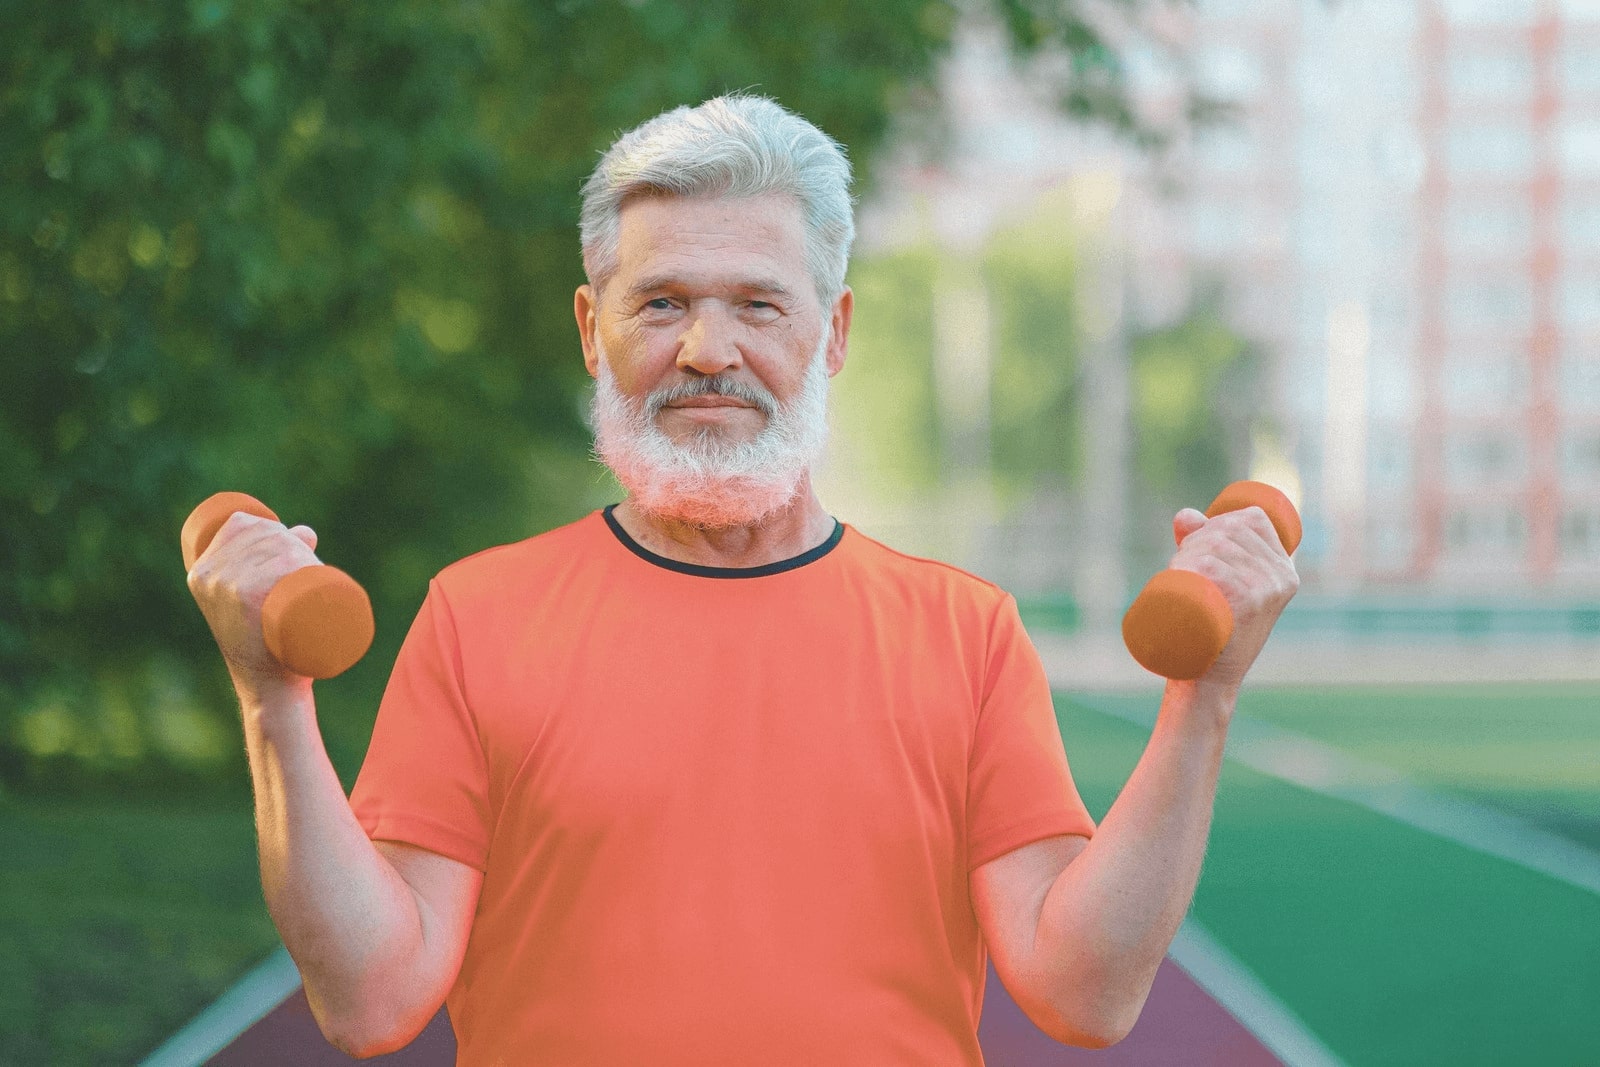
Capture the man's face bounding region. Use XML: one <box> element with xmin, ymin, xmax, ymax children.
<box><xmin>578</xmin><ymin>192</ymin><xmax>848</xmax><ymax>437</ymax></box>
<box><xmin>575</xmin><ymin>192</ymin><xmax>853</xmax><ymax>527</ymax></box>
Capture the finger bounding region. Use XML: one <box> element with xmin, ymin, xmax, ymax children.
<box><xmin>1173</xmin><ymin>522</ymin><xmax>1283</xmax><ymax>580</ymax></box>
<box><xmin>290</xmin><ymin>525</ymin><xmax>317</xmax><ymax>551</ymax></box>
<box><xmin>192</xmin><ymin>511</ymin><xmax>276</xmax><ymax>572</ymax></box>
<box><xmin>1194</xmin><ymin>506</ymin><xmax>1288</xmax><ymax>561</ymax></box>
<box><xmin>1173</xmin><ymin>508</ymin><xmax>1207</xmax><ymax>547</ymax></box>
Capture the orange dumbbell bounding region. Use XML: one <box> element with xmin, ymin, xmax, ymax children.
<box><xmin>1121</xmin><ymin>480</ymin><xmax>1301</xmax><ymax>681</ymax></box>
<box><xmin>181</xmin><ymin>492</ymin><xmax>375</xmax><ymax>680</ymax></box>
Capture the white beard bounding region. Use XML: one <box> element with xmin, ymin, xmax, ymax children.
<box><xmin>589</xmin><ymin>332</ymin><xmax>832</xmax><ymax>529</ymax></box>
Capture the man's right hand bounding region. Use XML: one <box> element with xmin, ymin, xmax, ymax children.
<box><xmin>185</xmin><ymin>511</ymin><xmax>323</xmax><ymax>696</ymax></box>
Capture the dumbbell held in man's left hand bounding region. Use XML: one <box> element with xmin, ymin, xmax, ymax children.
<box><xmin>1121</xmin><ymin>480</ymin><xmax>1301</xmax><ymax>681</ymax></box>
<box><xmin>182</xmin><ymin>492</ymin><xmax>374</xmax><ymax>680</ymax></box>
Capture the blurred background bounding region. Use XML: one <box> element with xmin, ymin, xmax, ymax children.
<box><xmin>2</xmin><ymin>0</ymin><xmax>1597</xmax><ymax>1064</ymax></box>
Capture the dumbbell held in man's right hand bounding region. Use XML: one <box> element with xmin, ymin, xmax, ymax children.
<box><xmin>1121</xmin><ymin>480</ymin><xmax>1301</xmax><ymax>681</ymax></box>
<box><xmin>182</xmin><ymin>492</ymin><xmax>374</xmax><ymax>680</ymax></box>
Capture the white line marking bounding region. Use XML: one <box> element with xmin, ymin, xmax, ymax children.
<box><xmin>137</xmin><ymin>945</ymin><xmax>302</xmax><ymax>1067</ymax></box>
<box><xmin>1170</xmin><ymin>918</ymin><xmax>1349</xmax><ymax>1067</ymax></box>
<box><xmin>1075</xmin><ymin>695</ymin><xmax>1600</xmax><ymax>897</ymax></box>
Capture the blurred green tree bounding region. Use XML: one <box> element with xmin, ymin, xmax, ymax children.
<box><xmin>0</xmin><ymin>0</ymin><xmax>1171</xmax><ymax>796</ymax></box>
<box><xmin>1127</xmin><ymin>286</ymin><xmax>1264</xmax><ymax>576</ymax></box>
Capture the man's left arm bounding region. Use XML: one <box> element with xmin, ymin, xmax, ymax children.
<box><xmin>975</xmin><ymin>504</ymin><xmax>1297</xmax><ymax>1047</ymax></box>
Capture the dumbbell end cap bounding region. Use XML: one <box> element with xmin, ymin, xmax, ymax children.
<box><xmin>1206</xmin><ymin>480</ymin><xmax>1302</xmax><ymax>555</ymax></box>
<box><xmin>262</xmin><ymin>566</ymin><xmax>375</xmax><ymax>679</ymax></box>
<box><xmin>182</xmin><ymin>492</ymin><xmax>278</xmax><ymax>571</ymax></box>
<box><xmin>1122</xmin><ymin>569</ymin><xmax>1234</xmax><ymax>680</ymax></box>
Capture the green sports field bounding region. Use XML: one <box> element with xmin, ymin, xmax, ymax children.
<box><xmin>1057</xmin><ymin>683</ymin><xmax>1600</xmax><ymax>1066</ymax></box>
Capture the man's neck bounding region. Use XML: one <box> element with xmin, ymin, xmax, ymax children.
<box><xmin>611</xmin><ymin>477</ymin><xmax>836</xmax><ymax>570</ymax></box>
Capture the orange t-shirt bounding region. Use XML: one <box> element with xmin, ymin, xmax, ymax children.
<box><xmin>349</xmin><ymin>507</ymin><xmax>1097</xmax><ymax>1065</ymax></box>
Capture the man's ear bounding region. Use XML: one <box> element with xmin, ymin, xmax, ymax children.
<box><xmin>575</xmin><ymin>284</ymin><xmax>599</xmax><ymax>378</ymax></box>
<box><xmin>826</xmin><ymin>285</ymin><xmax>853</xmax><ymax>377</ymax></box>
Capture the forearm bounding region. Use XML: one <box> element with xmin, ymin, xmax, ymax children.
<box><xmin>238</xmin><ymin>679</ymin><xmax>422</xmax><ymax>1052</ymax></box>
<box><xmin>1032</xmin><ymin>679</ymin><xmax>1235</xmax><ymax>1037</ymax></box>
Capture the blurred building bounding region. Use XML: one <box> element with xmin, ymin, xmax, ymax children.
<box><xmin>826</xmin><ymin>15</ymin><xmax>1140</xmax><ymax>628</ymax></box>
<box><xmin>1148</xmin><ymin>0</ymin><xmax>1600</xmax><ymax>596</ymax></box>
<box><xmin>835</xmin><ymin>0</ymin><xmax>1600</xmax><ymax>610</ymax></box>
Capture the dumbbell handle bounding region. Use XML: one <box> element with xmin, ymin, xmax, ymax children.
<box><xmin>1121</xmin><ymin>481</ymin><xmax>1300</xmax><ymax>681</ymax></box>
<box><xmin>182</xmin><ymin>492</ymin><xmax>374</xmax><ymax>680</ymax></box>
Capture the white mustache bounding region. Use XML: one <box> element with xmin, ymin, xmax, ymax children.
<box><xmin>646</xmin><ymin>376</ymin><xmax>777</xmax><ymax>417</ymax></box>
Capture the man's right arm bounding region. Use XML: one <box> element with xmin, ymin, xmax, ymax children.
<box><xmin>187</xmin><ymin>513</ymin><xmax>479</xmax><ymax>1056</ymax></box>
<box><xmin>239</xmin><ymin>678</ymin><xmax>479</xmax><ymax>1058</ymax></box>
<box><xmin>236</xmin><ymin>681</ymin><xmax>470</xmax><ymax>1055</ymax></box>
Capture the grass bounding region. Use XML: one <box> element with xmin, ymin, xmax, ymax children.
<box><xmin>1054</xmin><ymin>691</ymin><xmax>1600</xmax><ymax>1066</ymax></box>
<box><xmin>1234</xmin><ymin>682</ymin><xmax>1600</xmax><ymax>850</ymax></box>
<box><xmin>0</xmin><ymin>793</ymin><xmax>280</xmax><ymax>1066</ymax></box>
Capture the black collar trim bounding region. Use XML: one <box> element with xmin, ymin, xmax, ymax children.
<box><xmin>602</xmin><ymin>504</ymin><xmax>844</xmax><ymax>578</ymax></box>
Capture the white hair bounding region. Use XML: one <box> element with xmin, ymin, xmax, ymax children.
<box><xmin>579</xmin><ymin>93</ymin><xmax>856</xmax><ymax>307</ymax></box>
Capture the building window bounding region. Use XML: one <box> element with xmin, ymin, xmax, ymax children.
<box><xmin>1562</xmin><ymin>44</ymin><xmax>1600</xmax><ymax>96</ymax></box>
<box><xmin>1447</xmin><ymin>200</ymin><xmax>1533</xmax><ymax>257</ymax></box>
<box><xmin>1563</xmin><ymin>200</ymin><xmax>1600</xmax><ymax>259</ymax></box>
<box><xmin>1447</xmin><ymin>51</ymin><xmax>1533</xmax><ymax>103</ymax></box>
<box><xmin>1444</xmin><ymin>430</ymin><xmax>1526</xmax><ymax>487</ymax></box>
<box><xmin>1374</xmin><ymin>210</ymin><xmax>1416</xmax><ymax>257</ymax></box>
<box><xmin>1376</xmin><ymin>125</ymin><xmax>1426</xmax><ymax>188</ymax></box>
<box><xmin>1369</xmin><ymin>431</ymin><xmax>1413</xmax><ymax>490</ymax></box>
<box><xmin>1563</xmin><ymin>433</ymin><xmax>1600</xmax><ymax>482</ymax></box>
<box><xmin>1440</xmin><ymin>0</ymin><xmax>1536</xmax><ymax>25</ymax></box>
<box><xmin>1561</xmin><ymin>274</ymin><xmax>1600</xmax><ymax>328</ymax></box>
<box><xmin>1560</xmin><ymin>121</ymin><xmax>1600</xmax><ymax>176</ymax></box>
<box><xmin>1368</xmin><ymin>516</ymin><xmax>1415</xmax><ymax>569</ymax></box>
<box><xmin>1447</xmin><ymin>276</ymin><xmax>1534</xmax><ymax>330</ymax></box>
<box><xmin>1369</xmin><ymin>341</ymin><xmax>1416</xmax><ymax>418</ymax></box>
<box><xmin>1446</xmin><ymin>507</ymin><xmax>1528</xmax><ymax>555</ymax></box>
<box><xmin>1559</xmin><ymin>0</ymin><xmax>1600</xmax><ymax>24</ymax></box>
<box><xmin>1448</xmin><ymin>125</ymin><xmax>1535</xmax><ymax>176</ymax></box>
<box><xmin>1561</xmin><ymin>507</ymin><xmax>1600</xmax><ymax>560</ymax></box>
<box><xmin>1443</xmin><ymin>356</ymin><xmax>1527</xmax><ymax>413</ymax></box>
<box><xmin>1372</xmin><ymin>288</ymin><xmax>1412</xmax><ymax>334</ymax></box>
<box><xmin>1560</xmin><ymin>357</ymin><xmax>1600</xmax><ymax>409</ymax></box>
<box><xmin>1369</xmin><ymin>1</ymin><xmax>1420</xmax><ymax>32</ymax></box>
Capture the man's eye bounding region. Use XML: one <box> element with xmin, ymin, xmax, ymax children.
<box><xmin>645</xmin><ymin>298</ymin><xmax>673</xmax><ymax>310</ymax></box>
<box><xmin>749</xmin><ymin>300</ymin><xmax>774</xmax><ymax>311</ymax></box>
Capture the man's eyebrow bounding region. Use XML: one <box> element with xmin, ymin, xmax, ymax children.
<box><xmin>622</xmin><ymin>274</ymin><xmax>796</xmax><ymax>301</ymax></box>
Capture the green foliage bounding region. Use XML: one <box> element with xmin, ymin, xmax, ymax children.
<box><xmin>831</xmin><ymin>241</ymin><xmax>944</xmax><ymax>496</ymax></box>
<box><xmin>1127</xmin><ymin>288</ymin><xmax>1262</xmax><ymax>570</ymax></box>
<box><xmin>983</xmin><ymin>187</ymin><xmax>1081</xmax><ymax>505</ymax></box>
<box><xmin>0</xmin><ymin>1</ymin><xmax>1153</xmax><ymax>794</ymax></box>
<box><xmin>0</xmin><ymin>794</ymin><xmax>275</xmax><ymax>1066</ymax></box>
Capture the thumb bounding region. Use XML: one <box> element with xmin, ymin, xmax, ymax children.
<box><xmin>290</xmin><ymin>524</ymin><xmax>317</xmax><ymax>552</ymax></box>
<box><xmin>1173</xmin><ymin>508</ymin><xmax>1207</xmax><ymax>547</ymax></box>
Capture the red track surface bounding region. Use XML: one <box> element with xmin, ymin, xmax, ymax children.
<box><xmin>207</xmin><ymin>958</ymin><xmax>1280</xmax><ymax>1065</ymax></box>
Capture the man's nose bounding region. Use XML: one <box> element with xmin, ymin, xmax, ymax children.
<box><xmin>675</xmin><ymin>310</ymin><xmax>743</xmax><ymax>375</ymax></box>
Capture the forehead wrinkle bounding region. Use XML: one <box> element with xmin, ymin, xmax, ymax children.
<box><xmin>622</xmin><ymin>271</ymin><xmax>797</xmax><ymax>303</ymax></box>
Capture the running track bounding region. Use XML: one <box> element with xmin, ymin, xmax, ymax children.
<box><xmin>145</xmin><ymin>944</ymin><xmax>1285</xmax><ymax>1065</ymax></box>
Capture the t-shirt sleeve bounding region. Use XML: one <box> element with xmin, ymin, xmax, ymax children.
<box><xmin>348</xmin><ymin>577</ymin><xmax>492</xmax><ymax>873</ymax></box>
<box><xmin>966</xmin><ymin>592</ymin><xmax>1097</xmax><ymax>871</ymax></box>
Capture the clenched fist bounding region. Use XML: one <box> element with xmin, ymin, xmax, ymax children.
<box><xmin>1167</xmin><ymin>505</ymin><xmax>1299</xmax><ymax>692</ymax></box>
<box><xmin>186</xmin><ymin>512</ymin><xmax>322</xmax><ymax>694</ymax></box>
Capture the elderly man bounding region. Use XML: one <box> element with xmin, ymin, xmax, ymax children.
<box><xmin>186</xmin><ymin>94</ymin><xmax>1297</xmax><ymax>1064</ymax></box>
